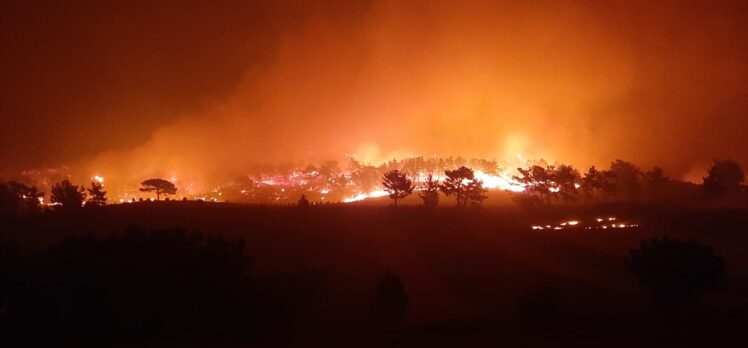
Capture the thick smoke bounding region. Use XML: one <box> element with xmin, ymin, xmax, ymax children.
<box><xmin>8</xmin><ymin>1</ymin><xmax>748</xmax><ymax>183</ymax></box>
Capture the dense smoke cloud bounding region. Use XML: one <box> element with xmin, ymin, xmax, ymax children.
<box><xmin>2</xmin><ymin>1</ymin><xmax>747</xmax><ymax>183</ymax></box>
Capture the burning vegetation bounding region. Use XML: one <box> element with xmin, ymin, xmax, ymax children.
<box><xmin>1</xmin><ymin>156</ymin><xmax>746</xmax><ymax>212</ymax></box>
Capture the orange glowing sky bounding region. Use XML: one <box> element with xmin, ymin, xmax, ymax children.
<box><xmin>2</xmin><ymin>0</ymin><xmax>747</xmax><ymax>183</ymax></box>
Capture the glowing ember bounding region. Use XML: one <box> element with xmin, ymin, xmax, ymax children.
<box><xmin>532</xmin><ymin>217</ymin><xmax>639</xmax><ymax>231</ymax></box>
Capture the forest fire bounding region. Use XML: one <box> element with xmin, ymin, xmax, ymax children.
<box><xmin>149</xmin><ymin>158</ymin><xmax>530</xmax><ymax>204</ymax></box>
<box><xmin>13</xmin><ymin>155</ymin><xmax>534</xmax><ymax>205</ymax></box>
<box><xmin>2</xmin><ymin>1</ymin><xmax>748</xmax><ymax>346</ymax></box>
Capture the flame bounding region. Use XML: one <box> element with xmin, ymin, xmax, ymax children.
<box><xmin>473</xmin><ymin>170</ymin><xmax>525</xmax><ymax>192</ymax></box>
<box><xmin>92</xmin><ymin>175</ymin><xmax>105</xmax><ymax>184</ymax></box>
<box><xmin>343</xmin><ymin>189</ymin><xmax>389</xmax><ymax>203</ymax></box>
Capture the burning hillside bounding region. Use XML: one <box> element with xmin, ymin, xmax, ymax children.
<box><xmin>16</xmin><ymin>156</ymin><xmax>535</xmax><ymax>205</ymax></box>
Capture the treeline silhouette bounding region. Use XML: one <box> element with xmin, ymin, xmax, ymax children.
<box><xmin>2</xmin><ymin>158</ymin><xmax>746</xmax><ymax>212</ymax></box>
<box><xmin>0</xmin><ymin>178</ymin><xmax>183</xmax><ymax>215</ymax></box>
<box><xmin>382</xmin><ymin>166</ymin><xmax>488</xmax><ymax>207</ymax></box>
<box><xmin>512</xmin><ymin>159</ymin><xmax>745</xmax><ymax>207</ymax></box>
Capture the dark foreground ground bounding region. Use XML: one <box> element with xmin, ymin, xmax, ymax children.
<box><xmin>2</xmin><ymin>202</ymin><xmax>748</xmax><ymax>347</ymax></box>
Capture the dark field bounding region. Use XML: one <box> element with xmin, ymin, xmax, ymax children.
<box><xmin>2</xmin><ymin>202</ymin><xmax>748</xmax><ymax>347</ymax></box>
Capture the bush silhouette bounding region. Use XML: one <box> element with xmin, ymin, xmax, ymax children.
<box><xmin>3</xmin><ymin>227</ymin><xmax>255</xmax><ymax>342</ymax></box>
<box><xmin>625</xmin><ymin>236</ymin><xmax>724</xmax><ymax>308</ymax></box>
<box><xmin>373</xmin><ymin>270</ymin><xmax>409</xmax><ymax>328</ymax></box>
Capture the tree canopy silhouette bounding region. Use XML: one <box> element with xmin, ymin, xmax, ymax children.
<box><xmin>381</xmin><ymin>170</ymin><xmax>414</xmax><ymax>207</ymax></box>
<box><xmin>418</xmin><ymin>174</ymin><xmax>439</xmax><ymax>207</ymax></box>
<box><xmin>580</xmin><ymin>166</ymin><xmax>601</xmax><ymax>202</ymax></box>
<box><xmin>626</xmin><ymin>236</ymin><xmax>724</xmax><ymax>308</ymax></box>
<box><xmin>514</xmin><ymin>165</ymin><xmax>554</xmax><ymax>204</ymax></box>
<box><xmin>0</xmin><ymin>181</ymin><xmax>43</xmax><ymax>214</ymax></box>
<box><xmin>86</xmin><ymin>181</ymin><xmax>107</xmax><ymax>206</ymax></box>
<box><xmin>465</xmin><ymin>178</ymin><xmax>488</xmax><ymax>207</ymax></box>
<box><xmin>702</xmin><ymin>159</ymin><xmax>744</xmax><ymax>199</ymax></box>
<box><xmin>441</xmin><ymin>166</ymin><xmax>487</xmax><ymax>207</ymax></box>
<box><xmin>609</xmin><ymin>160</ymin><xmax>641</xmax><ymax>201</ymax></box>
<box><xmin>350</xmin><ymin>160</ymin><xmax>380</xmax><ymax>193</ymax></box>
<box><xmin>0</xmin><ymin>182</ymin><xmax>21</xmax><ymax>216</ymax></box>
<box><xmin>139</xmin><ymin>178</ymin><xmax>177</xmax><ymax>201</ymax></box>
<box><xmin>553</xmin><ymin>164</ymin><xmax>580</xmax><ymax>203</ymax></box>
<box><xmin>50</xmin><ymin>179</ymin><xmax>86</xmax><ymax>210</ymax></box>
<box><xmin>645</xmin><ymin>166</ymin><xmax>668</xmax><ymax>185</ymax></box>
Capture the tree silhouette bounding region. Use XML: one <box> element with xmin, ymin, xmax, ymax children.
<box><xmin>86</xmin><ymin>181</ymin><xmax>107</xmax><ymax>206</ymax></box>
<box><xmin>373</xmin><ymin>270</ymin><xmax>409</xmax><ymax>328</ymax></box>
<box><xmin>441</xmin><ymin>166</ymin><xmax>473</xmax><ymax>206</ymax></box>
<box><xmin>513</xmin><ymin>167</ymin><xmax>534</xmax><ymax>195</ymax></box>
<box><xmin>599</xmin><ymin>169</ymin><xmax>616</xmax><ymax>201</ymax></box>
<box><xmin>7</xmin><ymin>182</ymin><xmax>43</xmax><ymax>212</ymax></box>
<box><xmin>645</xmin><ymin>166</ymin><xmax>668</xmax><ymax>185</ymax></box>
<box><xmin>553</xmin><ymin>164</ymin><xmax>580</xmax><ymax>203</ymax></box>
<box><xmin>50</xmin><ymin>180</ymin><xmax>86</xmax><ymax>210</ymax></box>
<box><xmin>470</xmin><ymin>158</ymin><xmax>499</xmax><ymax>175</ymax></box>
<box><xmin>513</xmin><ymin>165</ymin><xmax>554</xmax><ymax>204</ymax></box>
<box><xmin>702</xmin><ymin>159</ymin><xmax>744</xmax><ymax>199</ymax></box>
<box><xmin>297</xmin><ymin>194</ymin><xmax>310</xmax><ymax>207</ymax></box>
<box><xmin>626</xmin><ymin>236</ymin><xmax>724</xmax><ymax>308</ymax></box>
<box><xmin>139</xmin><ymin>178</ymin><xmax>177</xmax><ymax>201</ymax></box>
<box><xmin>418</xmin><ymin>174</ymin><xmax>439</xmax><ymax>207</ymax></box>
<box><xmin>644</xmin><ymin>167</ymin><xmax>669</xmax><ymax>201</ymax></box>
<box><xmin>465</xmin><ymin>178</ymin><xmax>488</xmax><ymax>206</ymax></box>
<box><xmin>609</xmin><ymin>160</ymin><xmax>641</xmax><ymax>201</ymax></box>
<box><xmin>382</xmin><ymin>170</ymin><xmax>414</xmax><ymax>207</ymax></box>
<box><xmin>350</xmin><ymin>162</ymin><xmax>380</xmax><ymax>193</ymax></box>
<box><xmin>441</xmin><ymin>166</ymin><xmax>487</xmax><ymax>207</ymax></box>
<box><xmin>581</xmin><ymin>166</ymin><xmax>602</xmax><ymax>203</ymax></box>
<box><xmin>0</xmin><ymin>182</ymin><xmax>21</xmax><ymax>216</ymax></box>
